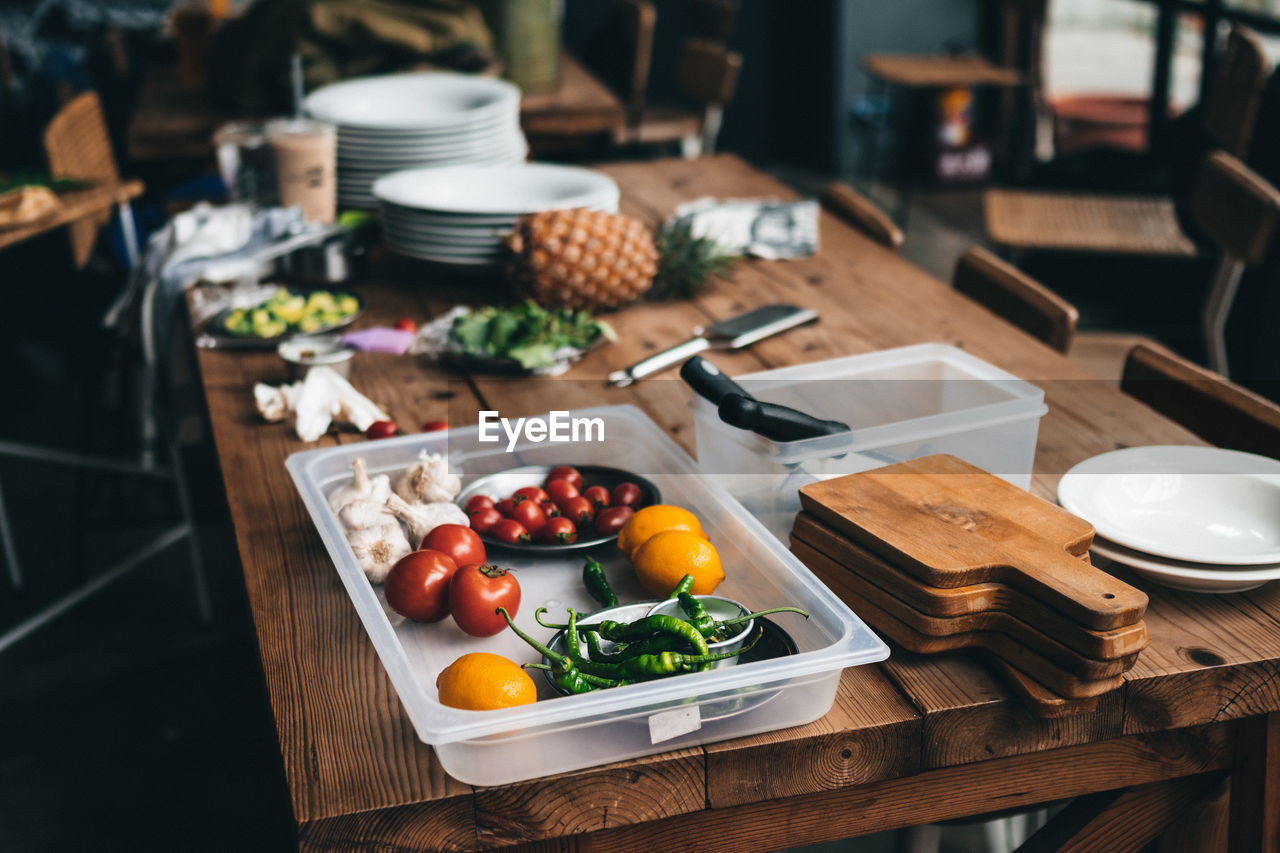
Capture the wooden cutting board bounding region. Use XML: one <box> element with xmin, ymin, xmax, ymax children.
<box><xmin>791</xmin><ymin>512</ymin><xmax>1149</xmax><ymax>661</ymax></box>
<box><xmin>798</xmin><ymin>454</ymin><xmax>1148</xmax><ymax>630</ymax></box>
<box><xmin>790</xmin><ymin>531</ymin><xmax>1140</xmax><ymax>679</ymax></box>
<box><xmin>792</xmin><ymin>539</ymin><xmax>1125</xmax><ymax>701</ymax></box>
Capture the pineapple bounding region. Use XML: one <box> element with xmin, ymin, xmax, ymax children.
<box><xmin>505</xmin><ymin>209</ymin><xmax>658</xmax><ymax>311</ymax></box>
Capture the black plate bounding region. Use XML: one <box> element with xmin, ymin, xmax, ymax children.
<box><xmin>455</xmin><ymin>464</ymin><xmax>661</xmax><ymax>554</ymax></box>
<box><xmin>203</xmin><ymin>290</ymin><xmax>364</xmax><ymax>348</ymax></box>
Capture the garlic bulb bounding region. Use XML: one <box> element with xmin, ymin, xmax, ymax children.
<box><xmin>328</xmin><ymin>457</ymin><xmax>392</xmax><ymax>514</ymax></box>
<box><xmin>348</xmin><ymin>520</ymin><xmax>411</xmax><ymax>583</ymax></box>
<box><xmin>338</xmin><ymin>497</ymin><xmax>397</xmax><ymax>531</ymax></box>
<box><xmin>394</xmin><ymin>450</ymin><xmax>462</xmax><ymax>505</ymax></box>
<box><xmin>385</xmin><ymin>494</ymin><xmax>468</xmax><ymax>547</ymax></box>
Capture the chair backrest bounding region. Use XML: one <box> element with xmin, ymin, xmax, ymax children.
<box><xmin>677</xmin><ymin>37</ymin><xmax>742</xmax><ymax>108</ymax></box>
<box><xmin>1121</xmin><ymin>342</ymin><xmax>1280</xmax><ymax>458</ymax></box>
<box><xmin>952</xmin><ymin>246</ymin><xmax>1078</xmax><ymax>353</ymax></box>
<box><xmin>1203</xmin><ymin>25</ymin><xmax>1270</xmax><ymax>157</ymax></box>
<box><xmin>1192</xmin><ymin>149</ymin><xmax>1280</xmax><ymax>267</ymax></box>
<box><xmin>583</xmin><ymin>0</ymin><xmax>656</xmax><ymax>124</ymax></box>
<box><xmin>43</xmin><ymin>91</ymin><xmax>120</xmax><ymax>268</ymax></box>
<box><xmin>819</xmin><ymin>181</ymin><xmax>903</xmax><ymax>252</ymax></box>
<box><xmin>685</xmin><ymin>0</ymin><xmax>739</xmax><ymax>44</ymax></box>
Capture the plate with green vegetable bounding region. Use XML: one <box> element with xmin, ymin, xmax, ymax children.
<box><xmin>421</xmin><ymin>300</ymin><xmax>615</xmax><ymax>375</ymax></box>
<box><xmin>209</xmin><ymin>287</ymin><xmax>364</xmax><ymax>345</ymax></box>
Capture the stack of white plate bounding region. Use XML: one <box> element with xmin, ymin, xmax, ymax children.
<box><xmin>1058</xmin><ymin>446</ymin><xmax>1280</xmax><ymax>593</ymax></box>
<box><xmin>372</xmin><ymin>162</ymin><xmax>620</xmax><ymax>269</ymax></box>
<box><xmin>303</xmin><ymin>72</ymin><xmax>528</xmax><ymax>209</ymax></box>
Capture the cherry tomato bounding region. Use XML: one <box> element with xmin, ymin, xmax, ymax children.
<box><xmin>495</xmin><ymin>497</ymin><xmax>519</xmax><ymax>518</ymax></box>
<box><xmin>611</xmin><ymin>482</ymin><xmax>643</xmax><ymax>508</ymax></box>
<box><xmin>538</xmin><ymin>516</ymin><xmax>578</xmax><ymax>544</ymax></box>
<box><xmin>490</xmin><ymin>518</ymin><xmax>530</xmax><ymax>545</ymax></box>
<box><xmin>383</xmin><ymin>549</ymin><xmax>457</xmax><ymax>622</ymax></box>
<box><xmin>465</xmin><ymin>495</ymin><xmax>495</xmax><ymax>514</ymax></box>
<box><xmin>365</xmin><ymin>420</ymin><xmax>398</xmax><ymax>440</ymax></box>
<box><xmin>545</xmin><ymin>466</ymin><xmax>583</xmax><ymax>490</ymax></box>
<box><xmin>511</xmin><ymin>499</ymin><xmax>548</xmax><ymax>536</ymax></box>
<box><xmin>545</xmin><ymin>479</ymin><xmax>580</xmax><ymax>509</ymax></box>
<box><xmin>448</xmin><ymin>563</ymin><xmax>521</xmax><ymax>637</ymax></box>
<box><xmin>582</xmin><ymin>485</ymin><xmax>611</xmax><ymax>510</ymax></box>
<box><xmin>514</xmin><ymin>486</ymin><xmax>549</xmax><ymax>504</ymax></box>
<box><xmin>561</xmin><ymin>495</ymin><xmax>595</xmax><ymax>527</ymax></box>
<box><xmin>538</xmin><ymin>499</ymin><xmax>561</xmax><ymax>518</ymax></box>
<box><xmin>594</xmin><ymin>505</ymin><xmax>635</xmax><ymax>535</ymax></box>
<box><xmin>395</xmin><ymin>317</ymin><xmax>418</xmax><ymax>333</ymax></box>
<box><xmin>468</xmin><ymin>507</ymin><xmax>502</xmax><ymax>534</ymax></box>
<box><xmin>419</xmin><ymin>523</ymin><xmax>486</xmax><ymax>567</ymax></box>
<box><xmin>421</xmin><ymin>420</ymin><xmax>449</xmax><ymax>432</ymax></box>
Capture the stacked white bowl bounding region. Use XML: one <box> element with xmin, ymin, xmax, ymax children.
<box><xmin>303</xmin><ymin>72</ymin><xmax>528</xmax><ymax>209</ymax></box>
<box><xmin>372</xmin><ymin>163</ymin><xmax>620</xmax><ymax>270</ymax></box>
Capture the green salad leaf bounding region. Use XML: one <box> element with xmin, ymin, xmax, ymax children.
<box><xmin>446</xmin><ymin>300</ymin><xmax>610</xmax><ymax>370</ymax></box>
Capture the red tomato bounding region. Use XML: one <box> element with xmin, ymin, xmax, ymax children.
<box><xmin>594</xmin><ymin>505</ymin><xmax>635</xmax><ymax>535</ymax></box>
<box><xmin>468</xmin><ymin>507</ymin><xmax>502</xmax><ymax>534</ymax></box>
<box><xmin>383</xmin><ymin>550</ymin><xmax>457</xmax><ymax>622</ymax></box>
<box><xmin>490</xmin><ymin>518</ymin><xmax>530</xmax><ymax>545</ymax></box>
<box><xmin>545</xmin><ymin>466</ymin><xmax>583</xmax><ymax>490</ymax></box>
<box><xmin>465</xmin><ymin>495</ymin><xmax>495</xmax><ymax>514</ymax></box>
<box><xmin>545</xmin><ymin>479</ymin><xmax>579</xmax><ymax>508</ymax></box>
<box><xmin>495</xmin><ymin>497</ymin><xmax>519</xmax><ymax>518</ymax></box>
<box><xmin>561</xmin><ymin>496</ymin><xmax>595</xmax><ymax>527</ymax></box>
<box><xmin>421</xmin><ymin>420</ymin><xmax>448</xmax><ymax>432</ymax></box>
<box><xmin>538</xmin><ymin>499</ymin><xmax>561</xmax><ymax>518</ymax></box>
<box><xmin>395</xmin><ymin>317</ymin><xmax>418</xmax><ymax>333</ymax></box>
<box><xmin>419</xmin><ymin>523</ymin><xmax>486</xmax><ymax>567</ymax></box>
<box><xmin>365</xmin><ymin>420</ymin><xmax>398</xmax><ymax>440</ymax></box>
<box><xmin>537</xmin><ymin>516</ymin><xmax>578</xmax><ymax>544</ymax></box>
<box><xmin>582</xmin><ymin>485</ymin><xmax>611</xmax><ymax>510</ymax></box>
<box><xmin>514</xmin><ymin>486</ymin><xmax>549</xmax><ymax>503</ymax></box>
<box><xmin>511</xmin><ymin>499</ymin><xmax>548</xmax><ymax>535</ymax></box>
<box><xmin>449</xmin><ymin>563</ymin><xmax>521</xmax><ymax>637</ymax></box>
<box><xmin>611</xmin><ymin>482</ymin><xmax>643</xmax><ymax>508</ymax></box>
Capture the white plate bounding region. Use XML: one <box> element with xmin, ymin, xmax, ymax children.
<box><xmin>385</xmin><ymin>241</ymin><xmax>503</xmax><ymax>266</ymax></box>
<box><xmin>373</xmin><ymin>163</ymin><xmax>620</xmax><ymax>214</ymax></box>
<box><xmin>338</xmin><ymin>133</ymin><xmax>525</xmax><ymax>162</ymax></box>
<box><xmin>1089</xmin><ymin>537</ymin><xmax>1280</xmax><ymax>593</ymax></box>
<box><xmin>1058</xmin><ymin>446</ymin><xmax>1280</xmax><ymax>566</ymax></box>
<box><xmin>304</xmin><ymin>72</ymin><xmax>520</xmax><ymax>131</ymax></box>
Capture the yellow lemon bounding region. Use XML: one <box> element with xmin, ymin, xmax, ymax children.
<box><xmin>631</xmin><ymin>529</ymin><xmax>724</xmax><ymax>597</ymax></box>
<box><xmin>617</xmin><ymin>504</ymin><xmax>706</xmax><ymax>558</ymax></box>
<box><xmin>436</xmin><ymin>652</ymin><xmax>537</xmax><ymax>711</ymax></box>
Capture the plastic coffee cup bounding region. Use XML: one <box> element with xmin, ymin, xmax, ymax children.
<box><xmin>213</xmin><ymin>120</ymin><xmax>274</xmax><ymax>204</ymax></box>
<box><xmin>266</xmin><ymin>118</ymin><xmax>336</xmax><ymax>224</ymax></box>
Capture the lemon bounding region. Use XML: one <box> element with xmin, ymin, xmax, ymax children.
<box><xmin>436</xmin><ymin>652</ymin><xmax>536</xmax><ymax>711</ymax></box>
<box><xmin>617</xmin><ymin>504</ymin><xmax>706</xmax><ymax>558</ymax></box>
<box><xmin>631</xmin><ymin>529</ymin><xmax>724</xmax><ymax>597</ymax></box>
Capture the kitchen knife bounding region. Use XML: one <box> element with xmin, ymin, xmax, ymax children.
<box><xmin>682</xmin><ymin>355</ymin><xmax>850</xmax><ymax>441</ymax></box>
<box><xmin>607</xmin><ymin>304</ymin><xmax>818</xmax><ymax>387</ymax></box>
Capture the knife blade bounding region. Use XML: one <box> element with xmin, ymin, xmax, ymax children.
<box><xmin>607</xmin><ymin>304</ymin><xmax>818</xmax><ymax>387</ymax></box>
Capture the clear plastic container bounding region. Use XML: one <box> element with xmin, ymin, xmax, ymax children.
<box><xmin>688</xmin><ymin>344</ymin><xmax>1049</xmax><ymax>538</ymax></box>
<box><xmin>286</xmin><ymin>404</ymin><xmax>888</xmax><ymax>786</ymax></box>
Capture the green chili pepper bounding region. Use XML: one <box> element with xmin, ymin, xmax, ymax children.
<box><xmin>609</xmin><ymin>634</ymin><xmax>702</xmax><ymax>661</ymax></box>
<box><xmin>613</xmin><ymin>626</ymin><xmax>764</xmax><ymax>680</ymax></box>
<box><xmin>500</xmin><ymin>607</ymin><xmax>570</xmax><ymax>666</ymax></box>
<box><xmin>582</xmin><ymin>557</ymin><xmax>618</xmax><ymax>608</ymax></box>
<box><xmin>677</xmin><ymin>592</ymin><xmax>717</xmax><ymax>637</ymax></box>
<box><xmin>666</xmin><ymin>573</ymin><xmax>695</xmax><ymax>599</ymax></box>
<box><xmin>534</xmin><ymin>609</ymin><xmax>710</xmax><ymax>657</ymax></box>
<box><xmin>523</xmin><ymin>661</ymin><xmax>596</xmax><ymax>694</ymax></box>
<box><xmin>715</xmin><ymin>606</ymin><xmax>809</xmax><ymax>633</ymax></box>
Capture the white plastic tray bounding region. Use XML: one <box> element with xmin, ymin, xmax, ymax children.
<box><xmin>286</xmin><ymin>404</ymin><xmax>887</xmax><ymax>786</ymax></box>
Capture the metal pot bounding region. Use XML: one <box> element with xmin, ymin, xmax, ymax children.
<box><xmin>277</xmin><ymin>229</ymin><xmax>367</xmax><ymax>286</ymax></box>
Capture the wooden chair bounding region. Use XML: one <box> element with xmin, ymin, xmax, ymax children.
<box><xmin>1122</xmin><ymin>342</ymin><xmax>1280</xmax><ymax>458</ymax></box>
<box><xmin>985</xmin><ymin>25</ymin><xmax>1268</xmax><ymax>258</ymax></box>
<box><xmin>614</xmin><ymin>37</ymin><xmax>742</xmax><ymax>157</ymax></box>
<box><xmin>580</xmin><ymin>0</ymin><xmax>656</xmax><ymax>127</ymax></box>
<box><xmin>953</xmin><ymin>246</ymin><xmax>1078</xmax><ymax>352</ymax></box>
<box><xmin>685</xmin><ymin>0</ymin><xmax>739</xmax><ymax>44</ymax></box>
<box><xmin>819</xmin><ymin>181</ymin><xmax>904</xmax><ymax>252</ymax></box>
<box><xmin>42</xmin><ymin>90</ymin><xmax>143</xmax><ymax>269</ymax></box>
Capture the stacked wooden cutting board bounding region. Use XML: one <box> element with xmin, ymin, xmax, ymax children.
<box><xmin>789</xmin><ymin>455</ymin><xmax>1149</xmax><ymax>717</ymax></box>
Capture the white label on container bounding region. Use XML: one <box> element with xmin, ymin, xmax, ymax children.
<box><xmin>648</xmin><ymin>705</ymin><xmax>701</xmax><ymax>744</ymax></box>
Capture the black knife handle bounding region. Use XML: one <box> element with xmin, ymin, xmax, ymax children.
<box><xmin>680</xmin><ymin>356</ymin><xmax>750</xmax><ymax>407</ymax></box>
<box><xmin>718</xmin><ymin>394</ymin><xmax>850</xmax><ymax>442</ymax></box>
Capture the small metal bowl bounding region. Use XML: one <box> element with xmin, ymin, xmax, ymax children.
<box><xmin>278</xmin><ymin>334</ymin><xmax>355</xmax><ymax>379</ymax></box>
<box><xmin>541</xmin><ymin>601</ymin><xmax>656</xmax><ymax>695</ymax></box>
<box><xmin>647</xmin><ymin>595</ymin><xmax>754</xmax><ymax>670</ymax></box>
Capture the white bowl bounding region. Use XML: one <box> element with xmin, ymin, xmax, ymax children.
<box><xmin>373</xmin><ymin>163</ymin><xmax>620</xmax><ymax>215</ymax></box>
<box><xmin>304</xmin><ymin>72</ymin><xmax>520</xmax><ymax>131</ymax></box>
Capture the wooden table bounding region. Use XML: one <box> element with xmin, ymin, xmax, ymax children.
<box><xmin>126</xmin><ymin>53</ymin><xmax>623</xmax><ymax>164</ymax></box>
<box><xmin>194</xmin><ymin>156</ymin><xmax>1280</xmax><ymax>852</ymax></box>
<box><xmin>0</xmin><ymin>181</ymin><xmax>144</xmax><ymax>258</ymax></box>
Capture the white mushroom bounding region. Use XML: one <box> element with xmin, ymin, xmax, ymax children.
<box><xmin>328</xmin><ymin>457</ymin><xmax>392</xmax><ymax>514</ymax></box>
<box><xmin>385</xmin><ymin>494</ymin><xmax>468</xmax><ymax>547</ymax></box>
<box><xmin>347</xmin><ymin>520</ymin><xmax>411</xmax><ymax>584</ymax></box>
<box><xmin>393</xmin><ymin>450</ymin><xmax>462</xmax><ymax>505</ymax></box>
